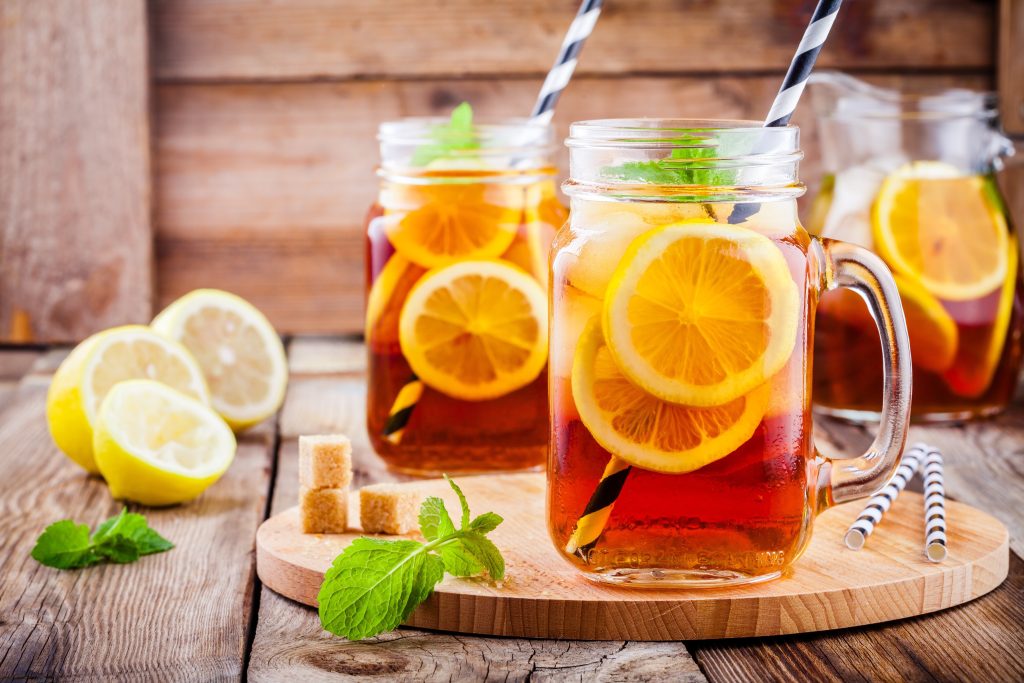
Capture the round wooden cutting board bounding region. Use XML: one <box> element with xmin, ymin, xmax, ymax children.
<box><xmin>256</xmin><ymin>473</ymin><xmax>1009</xmax><ymax>641</ymax></box>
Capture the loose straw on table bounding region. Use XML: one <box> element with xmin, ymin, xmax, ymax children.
<box><xmin>923</xmin><ymin>447</ymin><xmax>948</xmax><ymax>562</ymax></box>
<box><xmin>563</xmin><ymin>0</ymin><xmax>845</xmax><ymax>557</ymax></box>
<box><xmin>382</xmin><ymin>0</ymin><xmax>602</xmax><ymax>444</ymax></box>
<box><xmin>844</xmin><ymin>443</ymin><xmax>927</xmax><ymax>550</ymax></box>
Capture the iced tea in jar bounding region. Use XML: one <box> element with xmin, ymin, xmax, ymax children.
<box><xmin>807</xmin><ymin>73</ymin><xmax>1022</xmax><ymax>421</ymax></box>
<box><xmin>366</xmin><ymin>106</ymin><xmax>566</xmax><ymax>475</ymax></box>
<box><xmin>548</xmin><ymin>119</ymin><xmax>912</xmax><ymax>586</ymax></box>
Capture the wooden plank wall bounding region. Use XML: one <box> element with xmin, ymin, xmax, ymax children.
<box><xmin>148</xmin><ymin>0</ymin><xmax>1001</xmax><ymax>335</ymax></box>
<box><xmin>0</xmin><ymin>0</ymin><xmax>153</xmax><ymax>343</ymax></box>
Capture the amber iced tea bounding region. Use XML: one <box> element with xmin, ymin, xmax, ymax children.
<box><xmin>366</xmin><ymin>166</ymin><xmax>566</xmax><ymax>476</ymax></box>
<box><xmin>548</xmin><ymin>120</ymin><xmax>911</xmax><ymax>587</ymax></box>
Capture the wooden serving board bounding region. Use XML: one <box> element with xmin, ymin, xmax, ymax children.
<box><xmin>256</xmin><ymin>473</ymin><xmax>1009</xmax><ymax>641</ymax></box>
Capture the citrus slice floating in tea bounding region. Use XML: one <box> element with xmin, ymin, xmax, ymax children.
<box><xmin>572</xmin><ymin>318</ymin><xmax>768</xmax><ymax>474</ymax></box>
<box><xmin>383</xmin><ymin>183</ymin><xmax>522</xmax><ymax>268</ymax></box>
<box><xmin>398</xmin><ymin>259</ymin><xmax>547</xmax><ymax>401</ymax></box>
<box><xmin>365</xmin><ymin>254</ymin><xmax>426</xmax><ymax>351</ymax></box>
<box><xmin>152</xmin><ymin>289</ymin><xmax>288</xmax><ymax>431</ymax></box>
<box><xmin>872</xmin><ymin>162</ymin><xmax>1009</xmax><ymax>301</ymax></box>
<box><xmin>894</xmin><ymin>273</ymin><xmax>959</xmax><ymax>374</ymax></box>
<box><xmin>602</xmin><ymin>219</ymin><xmax>799</xmax><ymax>407</ymax></box>
<box><xmin>944</xmin><ymin>234</ymin><xmax>1020</xmax><ymax>398</ymax></box>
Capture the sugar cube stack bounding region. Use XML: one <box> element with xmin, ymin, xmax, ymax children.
<box><xmin>298</xmin><ymin>434</ymin><xmax>352</xmax><ymax>534</ymax></box>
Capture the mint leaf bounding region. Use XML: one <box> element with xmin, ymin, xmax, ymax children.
<box><xmin>319</xmin><ymin>476</ymin><xmax>507</xmax><ymax>639</ymax></box>
<box><xmin>468</xmin><ymin>512</ymin><xmax>503</xmax><ymax>534</ymax></box>
<box><xmin>31</xmin><ymin>520</ymin><xmax>98</xmax><ymax>569</ymax></box>
<box><xmin>317</xmin><ymin>538</ymin><xmax>445</xmax><ymax>640</ymax></box>
<box><xmin>411</xmin><ymin>102</ymin><xmax>480</xmax><ymax>166</ymax></box>
<box><xmin>453</xmin><ymin>533</ymin><xmax>505</xmax><ymax>581</ymax></box>
<box><xmin>30</xmin><ymin>509</ymin><xmax>173</xmax><ymax>570</ymax></box>
<box><xmin>444</xmin><ymin>475</ymin><xmax>471</xmax><ymax>529</ymax></box>
<box><xmin>602</xmin><ymin>133</ymin><xmax>745</xmax><ymax>191</ymax></box>
<box><xmin>418</xmin><ymin>497</ymin><xmax>455</xmax><ymax>541</ymax></box>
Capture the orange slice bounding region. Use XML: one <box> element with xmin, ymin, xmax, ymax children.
<box><xmin>603</xmin><ymin>220</ymin><xmax>799</xmax><ymax>406</ymax></box>
<box><xmin>398</xmin><ymin>260</ymin><xmax>547</xmax><ymax>401</ymax></box>
<box><xmin>365</xmin><ymin>255</ymin><xmax>426</xmax><ymax>351</ymax></box>
<box><xmin>895</xmin><ymin>273</ymin><xmax>959</xmax><ymax>374</ymax></box>
<box><xmin>872</xmin><ymin>162</ymin><xmax>1009</xmax><ymax>301</ymax></box>
<box><xmin>572</xmin><ymin>318</ymin><xmax>768</xmax><ymax>474</ymax></box>
<box><xmin>383</xmin><ymin>183</ymin><xmax>522</xmax><ymax>268</ymax></box>
<box><xmin>944</xmin><ymin>235</ymin><xmax>1019</xmax><ymax>398</ymax></box>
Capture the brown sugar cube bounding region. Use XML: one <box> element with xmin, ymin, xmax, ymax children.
<box><xmin>299</xmin><ymin>434</ymin><xmax>352</xmax><ymax>489</ymax></box>
<box><xmin>299</xmin><ymin>486</ymin><xmax>348</xmax><ymax>534</ymax></box>
<box><xmin>359</xmin><ymin>484</ymin><xmax>421</xmax><ymax>535</ymax></box>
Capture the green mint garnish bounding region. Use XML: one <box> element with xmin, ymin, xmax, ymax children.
<box><xmin>602</xmin><ymin>134</ymin><xmax>744</xmax><ymax>190</ymax></box>
<box><xmin>411</xmin><ymin>102</ymin><xmax>481</xmax><ymax>166</ymax></box>
<box><xmin>31</xmin><ymin>508</ymin><xmax>174</xmax><ymax>569</ymax></box>
<box><xmin>318</xmin><ymin>475</ymin><xmax>505</xmax><ymax>640</ymax></box>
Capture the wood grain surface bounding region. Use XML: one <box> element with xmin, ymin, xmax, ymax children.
<box><xmin>151</xmin><ymin>0</ymin><xmax>995</xmax><ymax>81</ymax></box>
<box><xmin>0</xmin><ymin>352</ymin><xmax>276</xmax><ymax>680</ymax></box>
<box><xmin>0</xmin><ymin>0</ymin><xmax>153</xmax><ymax>343</ymax></box>
<box><xmin>3</xmin><ymin>338</ymin><xmax>1024</xmax><ymax>681</ymax></box>
<box><xmin>153</xmin><ymin>73</ymin><xmax>991</xmax><ymax>334</ymax></box>
<box><xmin>1000</xmin><ymin>0</ymin><xmax>1024</xmax><ymax>134</ymax></box>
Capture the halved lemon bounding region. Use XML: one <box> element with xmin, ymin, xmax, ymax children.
<box><xmin>398</xmin><ymin>260</ymin><xmax>547</xmax><ymax>401</ymax></box>
<box><xmin>603</xmin><ymin>220</ymin><xmax>799</xmax><ymax>406</ymax></box>
<box><xmin>365</xmin><ymin>255</ymin><xmax>426</xmax><ymax>351</ymax></box>
<box><xmin>572</xmin><ymin>318</ymin><xmax>768</xmax><ymax>474</ymax></box>
<box><xmin>383</xmin><ymin>183</ymin><xmax>523</xmax><ymax>268</ymax></box>
<box><xmin>873</xmin><ymin>162</ymin><xmax>1009</xmax><ymax>301</ymax></box>
<box><xmin>47</xmin><ymin>326</ymin><xmax>209</xmax><ymax>474</ymax></box>
<box><xmin>94</xmin><ymin>380</ymin><xmax>236</xmax><ymax>506</ymax></box>
<box><xmin>152</xmin><ymin>290</ymin><xmax>288</xmax><ymax>431</ymax></box>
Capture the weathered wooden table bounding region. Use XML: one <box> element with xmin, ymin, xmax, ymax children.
<box><xmin>2</xmin><ymin>337</ymin><xmax>1023</xmax><ymax>681</ymax></box>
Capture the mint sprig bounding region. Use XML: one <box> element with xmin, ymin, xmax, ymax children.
<box><xmin>31</xmin><ymin>508</ymin><xmax>174</xmax><ymax>569</ymax></box>
<box><xmin>411</xmin><ymin>102</ymin><xmax>481</xmax><ymax>166</ymax></box>
<box><xmin>318</xmin><ymin>476</ymin><xmax>505</xmax><ymax>640</ymax></box>
<box><xmin>602</xmin><ymin>134</ymin><xmax>744</xmax><ymax>189</ymax></box>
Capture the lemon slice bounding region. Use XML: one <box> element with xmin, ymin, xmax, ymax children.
<box><xmin>873</xmin><ymin>161</ymin><xmax>1009</xmax><ymax>301</ymax></box>
<box><xmin>383</xmin><ymin>183</ymin><xmax>523</xmax><ymax>268</ymax></box>
<box><xmin>47</xmin><ymin>326</ymin><xmax>209</xmax><ymax>474</ymax></box>
<box><xmin>365</xmin><ymin>255</ymin><xmax>426</xmax><ymax>351</ymax></box>
<box><xmin>152</xmin><ymin>290</ymin><xmax>288</xmax><ymax>431</ymax></box>
<box><xmin>94</xmin><ymin>380</ymin><xmax>236</xmax><ymax>506</ymax></box>
<box><xmin>603</xmin><ymin>219</ymin><xmax>799</xmax><ymax>406</ymax></box>
<box><xmin>895</xmin><ymin>273</ymin><xmax>959</xmax><ymax>374</ymax></box>
<box><xmin>398</xmin><ymin>259</ymin><xmax>547</xmax><ymax>401</ymax></box>
<box><xmin>572</xmin><ymin>318</ymin><xmax>768</xmax><ymax>474</ymax></box>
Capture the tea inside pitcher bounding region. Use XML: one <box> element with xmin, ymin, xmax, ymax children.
<box><xmin>807</xmin><ymin>73</ymin><xmax>1023</xmax><ymax>421</ymax></box>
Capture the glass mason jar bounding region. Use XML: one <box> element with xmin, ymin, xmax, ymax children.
<box><xmin>365</xmin><ymin>118</ymin><xmax>566</xmax><ymax>476</ymax></box>
<box><xmin>807</xmin><ymin>72</ymin><xmax>1022</xmax><ymax>422</ymax></box>
<box><xmin>548</xmin><ymin>119</ymin><xmax>912</xmax><ymax>587</ymax></box>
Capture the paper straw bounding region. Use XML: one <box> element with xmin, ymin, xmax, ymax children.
<box><xmin>844</xmin><ymin>443</ymin><xmax>927</xmax><ymax>550</ymax></box>
<box><xmin>529</xmin><ymin>0</ymin><xmax>603</xmax><ymax>126</ymax></box>
<box><xmin>565</xmin><ymin>456</ymin><xmax>631</xmax><ymax>555</ymax></box>
<box><xmin>923</xmin><ymin>447</ymin><xmax>948</xmax><ymax>562</ymax></box>
<box><xmin>729</xmin><ymin>0</ymin><xmax>843</xmax><ymax>224</ymax></box>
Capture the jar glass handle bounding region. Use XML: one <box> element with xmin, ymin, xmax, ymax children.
<box><xmin>813</xmin><ymin>238</ymin><xmax>913</xmax><ymax>506</ymax></box>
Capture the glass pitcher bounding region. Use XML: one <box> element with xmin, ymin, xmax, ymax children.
<box><xmin>807</xmin><ymin>72</ymin><xmax>1022</xmax><ymax>422</ymax></box>
<box><xmin>548</xmin><ymin>119</ymin><xmax>912</xmax><ymax>586</ymax></box>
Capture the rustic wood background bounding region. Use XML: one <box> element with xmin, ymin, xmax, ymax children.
<box><xmin>2</xmin><ymin>0</ymin><xmax>1022</xmax><ymax>341</ymax></box>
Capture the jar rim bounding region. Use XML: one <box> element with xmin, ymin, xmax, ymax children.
<box><xmin>567</xmin><ymin>118</ymin><xmax>799</xmax><ymax>149</ymax></box>
<box><xmin>379</xmin><ymin>116</ymin><xmax>556</xmax><ymax>149</ymax></box>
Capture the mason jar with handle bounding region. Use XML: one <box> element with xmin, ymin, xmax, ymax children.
<box><xmin>548</xmin><ymin>118</ymin><xmax>913</xmax><ymax>587</ymax></box>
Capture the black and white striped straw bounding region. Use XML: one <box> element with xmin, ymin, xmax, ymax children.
<box><xmin>845</xmin><ymin>442</ymin><xmax>927</xmax><ymax>550</ymax></box>
<box><xmin>923</xmin><ymin>447</ymin><xmax>948</xmax><ymax>562</ymax></box>
<box><xmin>763</xmin><ymin>0</ymin><xmax>844</xmax><ymax>127</ymax></box>
<box><xmin>529</xmin><ymin>0</ymin><xmax>603</xmax><ymax>126</ymax></box>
